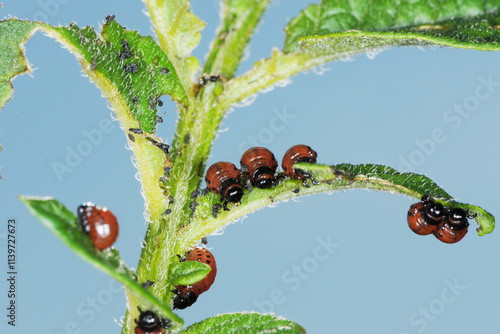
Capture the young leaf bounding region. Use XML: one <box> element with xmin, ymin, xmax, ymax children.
<box><xmin>143</xmin><ymin>0</ymin><xmax>206</xmax><ymax>94</ymax></box>
<box><xmin>19</xmin><ymin>196</ymin><xmax>183</xmax><ymax>330</ymax></box>
<box><xmin>178</xmin><ymin>312</ymin><xmax>305</xmax><ymax>334</ymax></box>
<box><xmin>222</xmin><ymin>2</ymin><xmax>500</xmax><ymax>108</ymax></box>
<box><xmin>170</xmin><ymin>260</ymin><xmax>211</xmax><ymax>286</ymax></box>
<box><xmin>0</xmin><ymin>20</ymin><xmax>37</xmax><ymax>110</ymax></box>
<box><xmin>203</xmin><ymin>0</ymin><xmax>272</xmax><ymax>78</ymax></box>
<box><xmin>182</xmin><ymin>163</ymin><xmax>494</xmax><ymax>248</ymax></box>
<box><xmin>284</xmin><ymin>1</ymin><xmax>500</xmax><ymax>53</ymax></box>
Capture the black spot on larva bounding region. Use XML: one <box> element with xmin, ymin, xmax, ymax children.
<box><xmin>129</xmin><ymin>128</ymin><xmax>143</xmax><ymax>134</ymax></box>
<box><xmin>128</xmin><ymin>133</ymin><xmax>135</xmax><ymax>142</ymax></box>
<box><xmin>206</xmin><ymin>255</ymin><xmax>211</xmax><ymax>258</ymax></box>
<box><xmin>124</xmin><ymin>63</ymin><xmax>138</xmax><ymax>74</ymax></box>
<box><xmin>133</xmin><ymin>96</ymin><xmax>139</xmax><ymax>105</ymax></box>
<box><xmin>163</xmin><ymin>208</ymin><xmax>172</xmax><ymax>215</ymax></box>
<box><xmin>157</xmin><ymin>98</ymin><xmax>163</xmax><ymax>107</ymax></box>
<box><xmin>169</xmin><ymin>196</ymin><xmax>174</xmax><ymax>205</ymax></box>
<box><xmin>91</xmin><ymin>57</ymin><xmax>97</xmax><ymax>71</ymax></box>
<box><xmin>105</xmin><ymin>15</ymin><xmax>115</xmax><ymax>21</ymax></box>
<box><xmin>160</xmin><ymin>68</ymin><xmax>170</xmax><ymax>75</ymax></box>
<box><xmin>205</xmin><ymin>260</ymin><xmax>210</xmax><ymax>264</ymax></box>
<box><xmin>292</xmin><ymin>188</ymin><xmax>300</xmax><ymax>193</ymax></box>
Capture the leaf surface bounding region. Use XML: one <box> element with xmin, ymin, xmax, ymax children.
<box><xmin>181</xmin><ymin>162</ymin><xmax>494</xmax><ymax>249</ymax></box>
<box><xmin>20</xmin><ymin>196</ymin><xmax>183</xmax><ymax>330</ymax></box>
<box><xmin>179</xmin><ymin>312</ymin><xmax>305</xmax><ymax>334</ymax></box>
<box><xmin>284</xmin><ymin>0</ymin><xmax>500</xmax><ymax>54</ymax></box>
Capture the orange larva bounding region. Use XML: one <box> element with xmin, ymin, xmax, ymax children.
<box><xmin>240</xmin><ymin>147</ymin><xmax>278</xmax><ymax>189</ymax></box>
<box><xmin>173</xmin><ymin>247</ymin><xmax>217</xmax><ymax>309</ymax></box>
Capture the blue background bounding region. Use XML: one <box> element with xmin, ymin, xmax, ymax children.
<box><xmin>1</xmin><ymin>1</ymin><xmax>500</xmax><ymax>333</ymax></box>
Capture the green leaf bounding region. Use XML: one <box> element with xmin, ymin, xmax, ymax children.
<box><xmin>144</xmin><ymin>0</ymin><xmax>206</xmax><ymax>93</ymax></box>
<box><xmin>223</xmin><ymin>1</ymin><xmax>500</xmax><ymax>107</ymax></box>
<box><xmin>1</xmin><ymin>17</ymin><xmax>184</xmax><ymax>227</ymax></box>
<box><xmin>19</xmin><ymin>196</ymin><xmax>183</xmax><ymax>330</ymax></box>
<box><xmin>182</xmin><ymin>163</ymin><xmax>494</xmax><ymax>248</ymax></box>
<box><xmin>284</xmin><ymin>1</ymin><xmax>500</xmax><ymax>54</ymax></box>
<box><xmin>179</xmin><ymin>312</ymin><xmax>306</xmax><ymax>334</ymax></box>
<box><xmin>0</xmin><ymin>20</ymin><xmax>37</xmax><ymax>110</ymax></box>
<box><xmin>203</xmin><ymin>0</ymin><xmax>272</xmax><ymax>79</ymax></box>
<box><xmin>170</xmin><ymin>260</ymin><xmax>211</xmax><ymax>286</ymax></box>
<box><xmin>54</xmin><ymin>19</ymin><xmax>188</xmax><ymax>133</ymax></box>
<box><xmin>0</xmin><ymin>19</ymin><xmax>187</xmax><ymax>133</ymax></box>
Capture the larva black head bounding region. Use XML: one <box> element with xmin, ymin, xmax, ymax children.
<box><xmin>447</xmin><ymin>208</ymin><xmax>469</xmax><ymax>230</ymax></box>
<box><xmin>225</xmin><ymin>185</ymin><xmax>243</xmax><ymax>203</ymax></box>
<box><xmin>253</xmin><ymin>167</ymin><xmax>276</xmax><ymax>189</ymax></box>
<box><xmin>219</xmin><ymin>178</ymin><xmax>243</xmax><ymax>203</ymax></box>
<box><xmin>135</xmin><ymin>309</ymin><xmax>160</xmax><ymax>331</ymax></box>
<box><xmin>423</xmin><ymin>199</ymin><xmax>445</xmax><ymax>223</ymax></box>
<box><xmin>77</xmin><ymin>202</ymin><xmax>95</xmax><ymax>234</ymax></box>
<box><xmin>173</xmin><ymin>291</ymin><xmax>198</xmax><ymax>309</ymax></box>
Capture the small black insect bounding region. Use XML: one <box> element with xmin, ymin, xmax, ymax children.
<box><xmin>191</xmin><ymin>190</ymin><xmax>200</xmax><ymax>198</ymax></box>
<box><xmin>168</xmin><ymin>196</ymin><xmax>174</xmax><ymax>205</ymax></box>
<box><xmin>201</xmin><ymin>237</ymin><xmax>208</xmax><ymax>245</ymax></box>
<box><xmin>133</xmin><ymin>96</ymin><xmax>139</xmax><ymax>105</ymax></box>
<box><xmin>212</xmin><ymin>203</ymin><xmax>222</xmax><ymax>218</ymax></box>
<box><xmin>105</xmin><ymin>15</ymin><xmax>115</xmax><ymax>21</ymax></box>
<box><xmin>160</xmin><ymin>68</ymin><xmax>170</xmax><ymax>75</ymax></box>
<box><xmin>292</xmin><ymin>188</ymin><xmax>300</xmax><ymax>194</ymax></box>
<box><xmin>91</xmin><ymin>57</ymin><xmax>97</xmax><ymax>71</ymax></box>
<box><xmin>163</xmin><ymin>208</ymin><xmax>172</xmax><ymax>215</ymax></box>
<box><xmin>128</xmin><ymin>133</ymin><xmax>135</xmax><ymax>142</ymax></box>
<box><xmin>149</xmin><ymin>97</ymin><xmax>156</xmax><ymax>110</ymax></box>
<box><xmin>184</xmin><ymin>132</ymin><xmax>191</xmax><ymax>145</ymax></box>
<box><xmin>129</xmin><ymin>128</ymin><xmax>144</xmax><ymax>135</ymax></box>
<box><xmin>209</xmin><ymin>75</ymin><xmax>219</xmax><ymax>82</ymax></box>
<box><xmin>125</xmin><ymin>63</ymin><xmax>138</xmax><ymax>74</ymax></box>
<box><xmin>120</xmin><ymin>40</ymin><xmax>132</xmax><ymax>60</ymax></box>
<box><xmin>146</xmin><ymin>137</ymin><xmax>169</xmax><ymax>154</ymax></box>
<box><xmin>157</xmin><ymin>98</ymin><xmax>163</xmax><ymax>107</ymax></box>
<box><xmin>156</xmin><ymin>115</ymin><xmax>163</xmax><ymax>123</ymax></box>
<box><xmin>189</xmin><ymin>201</ymin><xmax>199</xmax><ymax>212</ymax></box>
<box><xmin>141</xmin><ymin>280</ymin><xmax>155</xmax><ymax>289</ymax></box>
<box><xmin>164</xmin><ymin>167</ymin><xmax>171</xmax><ymax>177</ymax></box>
